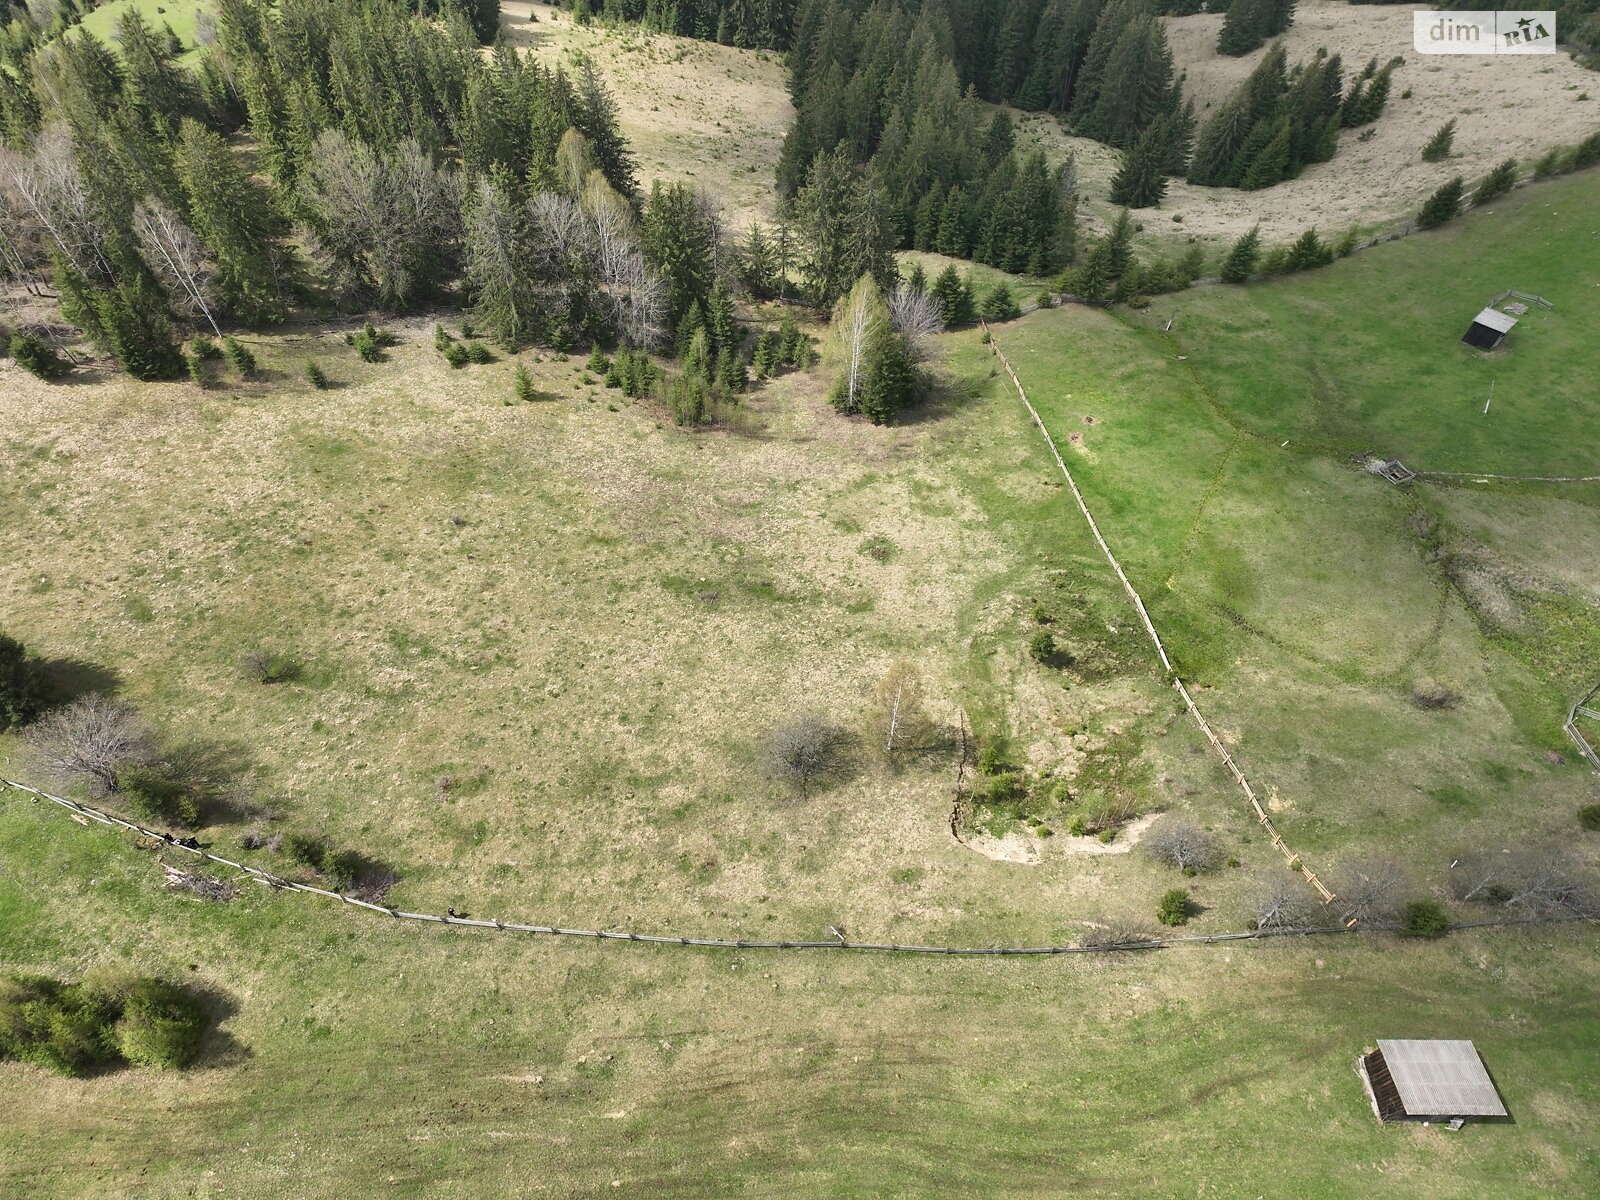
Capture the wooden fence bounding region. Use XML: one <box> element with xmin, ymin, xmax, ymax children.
<box><xmin>6</xmin><ymin>776</ymin><xmax>1593</xmax><ymax>952</ymax></box>
<box><xmin>981</xmin><ymin>323</ymin><xmax>1337</xmax><ymax>904</ymax></box>
<box><xmin>1566</xmin><ymin>683</ymin><xmax>1600</xmax><ymax>772</ymax></box>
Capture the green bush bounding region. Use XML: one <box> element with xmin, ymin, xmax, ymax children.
<box><xmin>10</xmin><ymin>331</ymin><xmax>71</xmax><ymax>380</ymax></box>
<box><xmin>0</xmin><ymin>973</ymin><xmax>210</xmax><ymax>1076</ymax></box>
<box><xmin>1156</xmin><ymin>888</ymin><xmax>1191</xmax><ymax>927</ymax></box>
<box><xmin>1029</xmin><ymin>630</ymin><xmax>1056</xmax><ymax>664</ymax></box>
<box><xmin>185</xmin><ymin>352</ymin><xmax>209</xmax><ymax>388</ymax></box>
<box><xmin>981</xmin><ymin>771</ymin><xmax>1027</xmax><ymax>805</ymax></box>
<box><xmin>433</xmin><ymin>323</ymin><xmax>454</xmax><ymax>352</ymax></box>
<box><xmin>1067</xmin><ymin>813</ymin><xmax>1089</xmax><ymax>837</ymax></box>
<box><xmin>442</xmin><ymin>341</ymin><xmax>470</xmax><ymax>368</ymax></box>
<box><xmin>221</xmin><ymin>336</ymin><xmax>257</xmax><ymax>378</ymax></box>
<box><xmin>0</xmin><ymin>631</ymin><xmax>46</xmax><ymax>731</ymax></box>
<box><xmin>114</xmin><ymin>978</ymin><xmax>209</xmax><ymax>1069</ymax></box>
<box><xmin>304</xmin><ymin>360</ymin><xmax>329</xmax><ymax>389</ymax></box>
<box><xmin>114</xmin><ymin>762</ymin><xmax>200</xmax><ymax>827</ymax></box>
<box><xmin>1398</xmin><ymin>899</ymin><xmax>1451</xmax><ymax>938</ymax></box>
<box><xmin>977</xmin><ymin>740</ymin><xmax>1012</xmax><ymax>776</ymax></box>
<box><xmin>322</xmin><ymin>849</ymin><xmax>365</xmax><ymax>892</ymax></box>
<box><xmin>282</xmin><ymin>832</ymin><xmax>328</xmax><ymax>872</ymax></box>
<box><xmin>189</xmin><ymin>335</ymin><xmax>222</xmax><ymax>361</ymax></box>
<box><xmin>586</xmin><ymin>343</ymin><xmax>610</xmax><ymax>373</ymax></box>
<box><xmin>465</xmin><ymin>341</ymin><xmax>494</xmax><ymax>365</ymax></box>
<box><xmin>1417</xmin><ymin>177</ymin><xmax>1465</xmax><ymax>230</ymax></box>
<box><xmin>1578</xmin><ymin>804</ymin><xmax>1600</xmax><ymax>832</ymax></box>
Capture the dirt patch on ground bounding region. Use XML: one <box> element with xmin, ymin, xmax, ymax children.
<box><xmin>1017</xmin><ymin>1</ymin><xmax>1600</xmax><ymax>248</ymax></box>
<box><xmin>501</xmin><ymin>2</ymin><xmax>790</xmax><ymax>230</ymax></box>
<box><xmin>965</xmin><ymin>831</ymin><xmax>1043</xmax><ymax>864</ymax></box>
<box><xmin>1057</xmin><ymin>812</ymin><xmax>1159</xmax><ymax>856</ymax></box>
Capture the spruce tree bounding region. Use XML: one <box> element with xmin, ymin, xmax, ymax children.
<box><xmin>1284</xmin><ymin>228</ymin><xmax>1331</xmax><ymax>271</ymax></box>
<box><xmin>1239</xmin><ymin>118</ymin><xmax>1291</xmax><ymax>190</ymax></box>
<box><xmin>1421</xmin><ymin>119</ymin><xmax>1456</xmax><ymax>163</ymax></box>
<box><xmin>1110</xmin><ymin>120</ymin><xmax>1169</xmax><ymax>208</ymax></box>
<box><xmin>1220</xmin><ymin>226</ymin><xmax>1262</xmax><ymax>283</ymax></box>
<box><xmin>1470</xmin><ymin>158</ymin><xmax>1518</xmax><ymax>205</ymax></box>
<box><xmin>1417</xmin><ymin>176</ymin><xmax>1465</xmax><ymax>229</ymax></box>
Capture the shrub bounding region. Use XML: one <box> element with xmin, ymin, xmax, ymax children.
<box><xmin>322</xmin><ymin>849</ymin><xmax>365</xmax><ymax>892</ymax></box>
<box><xmin>114</xmin><ymin>978</ymin><xmax>209</xmax><ymax>1069</ymax></box>
<box><xmin>1579</xmin><ymin>805</ymin><xmax>1600</xmax><ymax>832</ymax></box>
<box><xmin>1067</xmin><ymin>813</ymin><xmax>1089</xmax><ymax>837</ymax></box>
<box><xmin>514</xmin><ymin>363</ymin><xmax>536</xmax><ymax>402</ymax></box>
<box><xmin>304</xmin><ymin>360</ymin><xmax>329</xmax><ymax>389</ymax></box>
<box><xmin>0</xmin><ymin>973</ymin><xmax>210</xmax><ymax>1076</ymax></box>
<box><xmin>221</xmin><ymin>336</ymin><xmax>257</xmax><ymax>378</ymax></box>
<box><xmin>977</xmin><ymin>740</ymin><xmax>1012</xmax><ymax>776</ymax></box>
<box><xmin>1569</xmin><ymin>129</ymin><xmax>1600</xmax><ymax>171</ymax></box>
<box><xmin>189</xmin><ymin>335</ymin><xmax>222</xmax><ymax>361</ymax></box>
<box><xmin>10</xmin><ymin>331</ymin><xmax>71</xmax><ymax>380</ymax></box>
<box><xmin>465</xmin><ymin>341</ymin><xmax>494</xmax><ymax>365</ymax></box>
<box><xmin>349</xmin><ymin>322</ymin><xmax>386</xmax><ymax>362</ymax></box>
<box><xmin>1335</xmin><ymin>229</ymin><xmax>1360</xmax><ymax>258</ymax></box>
<box><xmin>282</xmin><ymin>832</ymin><xmax>328</xmax><ymax>872</ymax></box>
<box><xmin>1398</xmin><ymin>899</ymin><xmax>1450</xmax><ymax>938</ymax></box>
<box><xmin>1534</xmin><ymin>146</ymin><xmax>1564</xmax><ymax>178</ymax></box>
<box><xmin>442</xmin><ymin>341</ymin><xmax>470</xmax><ymax>368</ymax></box>
<box><xmin>185</xmin><ymin>352</ymin><xmax>209</xmax><ymax>388</ymax></box>
<box><xmin>114</xmin><ymin>762</ymin><xmax>200</xmax><ymax>827</ymax></box>
<box><xmin>433</xmin><ymin>324</ymin><xmax>454</xmax><ymax>352</ymax></box>
<box><xmin>586</xmin><ymin>343</ymin><xmax>610</xmax><ymax>373</ymax></box>
<box><xmin>1028</xmin><ymin>630</ymin><xmax>1056</xmax><ymax>664</ymax></box>
<box><xmin>243</xmin><ymin>649</ymin><xmax>299</xmax><ymax>684</ymax></box>
<box><xmin>0</xmin><ymin>632</ymin><xmax>47</xmax><ymax>731</ymax></box>
<box><xmin>980</xmin><ymin>770</ymin><xmax>1026</xmax><ymax>805</ymax></box>
<box><xmin>1157</xmin><ymin>888</ymin><xmax>1191</xmax><ymax>927</ymax></box>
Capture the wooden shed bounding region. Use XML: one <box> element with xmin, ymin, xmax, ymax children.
<box><xmin>1461</xmin><ymin>307</ymin><xmax>1517</xmax><ymax>350</ymax></box>
<box><xmin>1360</xmin><ymin>1040</ymin><xmax>1508</xmax><ymax>1125</ymax></box>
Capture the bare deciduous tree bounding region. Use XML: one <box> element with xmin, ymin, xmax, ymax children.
<box><xmin>1247</xmin><ymin>873</ymin><xmax>1324</xmax><ymax>931</ymax></box>
<box><xmin>0</xmin><ymin>124</ymin><xmax>116</xmax><ymax>282</ymax></box>
<box><xmin>133</xmin><ymin>196</ymin><xmax>221</xmax><ymax>336</ymax></box>
<box><xmin>887</xmin><ymin>282</ymin><xmax>945</xmax><ymax>363</ymax></box>
<box><xmin>1450</xmin><ymin>847</ymin><xmax>1598</xmax><ymax>918</ymax></box>
<box><xmin>1078</xmin><ymin>915</ymin><xmax>1158</xmax><ymax>947</ymax></box>
<box><xmin>1333</xmin><ymin>856</ymin><xmax>1411</xmax><ymax>926</ymax></box>
<box><xmin>1143</xmin><ymin>816</ymin><xmax>1222</xmax><ymax>873</ymax></box>
<box><xmin>764</xmin><ymin>716</ymin><xmax>852</xmax><ymax>796</ymax></box>
<box><xmin>23</xmin><ymin>693</ymin><xmax>151</xmax><ymax>795</ymax></box>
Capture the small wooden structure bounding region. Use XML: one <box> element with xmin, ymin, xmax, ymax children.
<box><xmin>1359</xmin><ymin>1040</ymin><xmax>1507</xmax><ymax>1124</ymax></box>
<box><xmin>1364</xmin><ymin>458</ymin><xmax>1417</xmax><ymax>486</ymax></box>
<box><xmin>1462</xmin><ymin>307</ymin><xmax>1517</xmax><ymax>350</ymax></box>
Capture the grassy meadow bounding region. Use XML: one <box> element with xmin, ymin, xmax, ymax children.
<box><xmin>2</xmin><ymin>95</ymin><xmax>1599</xmax><ymax>1200</ymax></box>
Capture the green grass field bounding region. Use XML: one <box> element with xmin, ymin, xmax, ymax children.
<box><xmin>76</xmin><ymin>0</ymin><xmax>213</xmax><ymax>59</ymax></box>
<box><xmin>2</xmin><ymin>161</ymin><xmax>1598</xmax><ymax>1196</ymax></box>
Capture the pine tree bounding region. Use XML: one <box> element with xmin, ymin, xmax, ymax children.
<box><xmin>676</xmin><ymin>300</ymin><xmax>707</xmax><ymax>360</ymax></box>
<box><xmin>1284</xmin><ymin>228</ymin><xmax>1331</xmax><ymax>271</ymax></box>
<box><xmin>707</xmin><ymin>278</ymin><xmax>738</xmax><ymax>355</ymax></box>
<box><xmin>464</xmin><ymin>172</ymin><xmax>535</xmax><ymax>349</ymax></box>
<box><xmin>96</xmin><ymin>281</ymin><xmax>185</xmax><ymax>381</ymax></box>
<box><xmin>738</xmin><ymin>224</ymin><xmax>779</xmax><ymax>299</ymax></box>
<box><xmin>1217</xmin><ymin>0</ymin><xmax>1270</xmax><ymax>56</ymax></box>
<box><xmin>1104</xmin><ymin>209</ymin><xmax>1134</xmax><ymax>280</ymax></box>
<box><xmin>859</xmin><ymin>320</ymin><xmax>914</xmax><ymax>425</ymax></box>
<box><xmin>1220</xmin><ymin>225</ymin><xmax>1262</xmax><ymax>283</ymax></box>
<box><xmin>641</xmin><ymin>181</ymin><xmax>715</xmax><ymax>328</ymax></box>
<box><xmin>1110</xmin><ymin>120</ymin><xmax>1169</xmax><ymax>208</ymax></box>
<box><xmin>1416</xmin><ymin>176</ymin><xmax>1465</xmax><ymax>229</ymax></box>
<box><xmin>1421</xmin><ymin>119</ymin><xmax>1456</xmax><ymax>163</ymax></box>
<box><xmin>1239</xmin><ymin>118</ymin><xmax>1291</xmax><ymax>190</ymax></box>
<box><xmin>1470</xmin><ymin>158</ymin><xmax>1518</xmax><ymax>205</ymax></box>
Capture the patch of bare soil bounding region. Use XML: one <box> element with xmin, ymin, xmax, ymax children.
<box><xmin>1017</xmin><ymin>0</ymin><xmax>1600</xmax><ymax>247</ymax></box>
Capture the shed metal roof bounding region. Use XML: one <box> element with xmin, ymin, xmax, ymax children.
<box><xmin>1377</xmin><ymin>1040</ymin><xmax>1507</xmax><ymax>1117</ymax></box>
<box><xmin>1470</xmin><ymin>307</ymin><xmax>1518</xmax><ymax>334</ymax></box>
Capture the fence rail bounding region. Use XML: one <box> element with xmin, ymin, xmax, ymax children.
<box><xmin>981</xmin><ymin>323</ymin><xmax>1336</xmax><ymax>904</ymax></box>
<box><xmin>6</xmin><ymin>776</ymin><xmax>1592</xmax><ymax>953</ymax></box>
<box><xmin>1566</xmin><ymin>683</ymin><xmax>1600</xmax><ymax>772</ymax></box>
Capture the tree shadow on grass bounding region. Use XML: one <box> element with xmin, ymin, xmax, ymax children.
<box><xmin>36</xmin><ymin>656</ymin><xmax>122</xmax><ymax>706</ymax></box>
